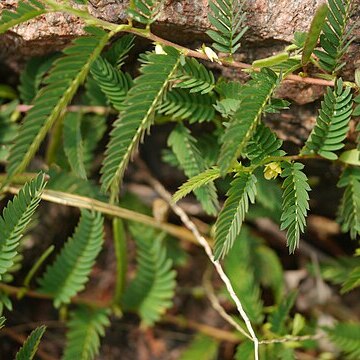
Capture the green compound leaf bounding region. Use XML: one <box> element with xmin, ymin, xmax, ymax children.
<box><xmin>103</xmin><ymin>34</ymin><xmax>135</xmax><ymax>67</ymax></box>
<box><xmin>127</xmin><ymin>0</ymin><xmax>165</xmax><ymax>26</ymax></box>
<box><xmin>341</xmin><ymin>266</ymin><xmax>360</xmax><ymax>293</ymax></box>
<box><xmin>168</xmin><ymin>123</ymin><xmax>219</xmax><ymax>216</ymax></box>
<box><xmin>337</xmin><ymin>167</ymin><xmax>360</xmax><ymax>240</ymax></box>
<box><xmin>326</xmin><ymin>323</ymin><xmax>360</xmax><ymax>360</ymax></box>
<box><xmin>18</xmin><ymin>54</ymin><xmax>60</xmax><ymax>104</ymax></box>
<box><xmin>15</xmin><ymin>325</ymin><xmax>46</xmax><ymax>360</ymax></box>
<box><xmin>173</xmin><ymin>167</ymin><xmax>221</xmax><ymax>203</ymax></box>
<box><xmin>217</xmin><ymin>68</ymin><xmax>278</xmax><ymax>175</ymax></box>
<box><xmin>63</xmin><ymin>306</ymin><xmax>110</xmax><ymax>360</ymax></box>
<box><xmin>206</xmin><ymin>0</ymin><xmax>248</xmax><ymax>56</ymax></box>
<box><xmin>63</xmin><ymin>112</ymin><xmax>87</xmax><ymax>180</ymax></box>
<box><xmin>100</xmin><ymin>48</ymin><xmax>181</xmax><ymax>195</ymax></box>
<box><xmin>246</xmin><ymin>123</ymin><xmax>285</xmax><ymax>164</ymax></box>
<box><xmin>179</xmin><ymin>334</ymin><xmax>219</xmax><ymax>360</ymax></box>
<box><xmin>122</xmin><ymin>232</ymin><xmax>176</xmax><ymax>326</ymax></box>
<box><xmin>38</xmin><ymin>210</ymin><xmax>104</xmax><ymax>308</ymax></box>
<box><xmin>314</xmin><ymin>0</ymin><xmax>354</xmax><ymax>73</ymax></box>
<box><xmin>7</xmin><ymin>27</ymin><xmax>111</xmax><ymax>178</ymax></box>
<box><xmin>0</xmin><ymin>0</ymin><xmax>45</xmax><ymax>34</ymax></box>
<box><xmin>90</xmin><ymin>56</ymin><xmax>133</xmax><ymax>111</ymax></box>
<box><xmin>269</xmin><ymin>291</ymin><xmax>297</xmax><ymax>335</ymax></box>
<box><xmin>0</xmin><ymin>173</ymin><xmax>46</xmax><ymax>280</ymax></box>
<box><xmin>174</xmin><ymin>57</ymin><xmax>215</xmax><ymax>95</ymax></box>
<box><xmin>280</xmin><ymin>162</ymin><xmax>311</xmax><ymax>254</ymax></box>
<box><xmin>214</xmin><ymin>172</ymin><xmax>257</xmax><ymax>260</ymax></box>
<box><xmin>302</xmin><ymin>79</ymin><xmax>353</xmax><ymax>160</ymax></box>
<box><xmin>158</xmin><ymin>89</ymin><xmax>215</xmax><ymax>123</ymax></box>
<box><xmin>301</xmin><ymin>3</ymin><xmax>329</xmax><ymax>66</ymax></box>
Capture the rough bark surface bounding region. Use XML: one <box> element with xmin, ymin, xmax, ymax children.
<box><xmin>0</xmin><ymin>0</ymin><xmax>359</xmax><ymax>136</ymax></box>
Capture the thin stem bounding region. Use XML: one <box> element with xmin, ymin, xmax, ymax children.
<box><xmin>13</xmin><ymin>104</ymin><xmax>114</xmax><ymax>115</ymax></box>
<box><xmin>202</xmin><ymin>267</ymin><xmax>252</xmax><ymax>341</ymax></box>
<box><xmin>45</xmin><ymin>112</ymin><xmax>64</xmax><ymax>165</ymax></box>
<box><xmin>0</xmin><ymin>283</ymin><xmax>109</xmax><ymax>308</ymax></box>
<box><xmin>112</xmin><ymin>218</ymin><xmax>127</xmax><ymax>307</ymax></box>
<box><xmin>43</xmin><ymin>1</ymin><xmax>342</xmax><ymax>88</ymax></box>
<box><xmin>3</xmin><ymin>185</ymin><xmax>200</xmax><ymax>245</ymax></box>
<box><xmin>0</xmin><ymin>282</ymin><xmax>241</xmax><ymax>344</ymax></box>
<box><xmin>22</xmin><ymin>245</ymin><xmax>55</xmax><ymax>291</ymax></box>
<box><xmin>163</xmin><ymin>314</ymin><xmax>241</xmax><ymax>343</ymax></box>
<box><xmin>135</xmin><ymin>160</ymin><xmax>260</xmax><ymax>360</ymax></box>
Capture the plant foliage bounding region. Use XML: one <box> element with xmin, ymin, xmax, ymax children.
<box><xmin>0</xmin><ymin>173</ymin><xmax>45</xmax><ymax>280</ymax></box>
<box><xmin>179</xmin><ymin>334</ymin><xmax>219</xmax><ymax>360</ymax></box>
<box><xmin>18</xmin><ymin>54</ymin><xmax>59</xmax><ymax>104</ymax></box>
<box><xmin>168</xmin><ymin>123</ymin><xmax>219</xmax><ymax>215</ymax></box>
<box><xmin>1</xmin><ymin>0</ymin><xmax>360</xmax><ymax>358</ymax></box>
<box><xmin>217</xmin><ymin>68</ymin><xmax>279</xmax><ymax>175</ymax></box>
<box><xmin>38</xmin><ymin>210</ymin><xmax>104</xmax><ymax>307</ymax></box>
<box><xmin>63</xmin><ymin>307</ymin><xmax>110</xmax><ymax>360</ymax></box>
<box><xmin>174</xmin><ymin>57</ymin><xmax>215</xmax><ymax>95</ymax></box>
<box><xmin>206</xmin><ymin>0</ymin><xmax>248</xmax><ymax>55</ymax></box>
<box><xmin>327</xmin><ymin>323</ymin><xmax>360</xmax><ymax>359</ymax></box>
<box><xmin>302</xmin><ymin>79</ymin><xmax>353</xmax><ymax>160</ymax></box>
<box><xmin>173</xmin><ymin>167</ymin><xmax>221</xmax><ymax>203</ymax></box>
<box><xmin>214</xmin><ymin>172</ymin><xmax>257</xmax><ymax>259</ymax></box>
<box><xmin>122</xmin><ymin>232</ymin><xmax>176</xmax><ymax>326</ymax></box>
<box><xmin>127</xmin><ymin>0</ymin><xmax>165</xmax><ymax>26</ymax></box>
<box><xmin>0</xmin><ymin>0</ymin><xmax>45</xmax><ymax>34</ymax></box>
<box><xmin>280</xmin><ymin>162</ymin><xmax>311</xmax><ymax>253</ymax></box>
<box><xmin>337</xmin><ymin>167</ymin><xmax>360</xmax><ymax>240</ymax></box>
<box><xmin>90</xmin><ymin>56</ymin><xmax>133</xmax><ymax>111</ymax></box>
<box><xmin>15</xmin><ymin>325</ymin><xmax>46</xmax><ymax>360</ymax></box>
<box><xmin>224</xmin><ymin>227</ymin><xmax>264</xmax><ymax>323</ymax></box>
<box><xmin>314</xmin><ymin>0</ymin><xmax>354</xmax><ymax>73</ymax></box>
<box><xmin>158</xmin><ymin>89</ymin><xmax>215</xmax><ymax>123</ymax></box>
<box><xmin>301</xmin><ymin>3</ymin><xmax>328</xmax><ymax>66</ymax></box>
<box><xmin>100</xmin><ymin>48</ymin><xmax>181</xmax><ymax>195</ymax></box>
<box><xmin>63</xmin><ymin>112</ymin><xmax>87</xmax><ymax>179</ymax></box>
<box><xmin>7</xmin><ymin>27</ymin><xmax>111</xmax><ymax>178</ymax></box>
<box><xmin>246</xmin><ymin>123</ymin><xmax>285</xmax><ymax>164</ymax></box>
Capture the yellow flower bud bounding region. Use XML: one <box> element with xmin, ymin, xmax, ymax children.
<box><xmin>264</xmin><ymin>162</ymin><xmax>282</xmax><ymax>180</ymax></box>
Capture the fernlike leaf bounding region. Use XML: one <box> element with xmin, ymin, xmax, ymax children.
<box><xmin>214</xmin><ymin>172</ymin><xmax>257</xmax><ymax>259</ymax></box>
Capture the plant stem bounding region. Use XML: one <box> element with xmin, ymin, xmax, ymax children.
<box><xmin>22</xmin><ymin>245</ymin><xmax>55</xmax><ymax>291</ymax></box>
<box><xmin>0</xmin><ymin>283</ymin><xmax>108</xmax><ymax>308</ymax></box>
<box><xmin>3</xmin><ymin>185</ymin><xmax>200</xmax><ymax>244</ymax></box>
<box><xmin>112</xmin><ymin>218</ymin><xmax>127</xmax><ymax>306</ymax></box>
<box><xmin>135</xmin><ymin>160</ymin><xmax>260</xmax><ymax>360</ymax></box>
<box><xmin>42</xmin><ymin>0</ymin><xmax>345</xmax><ymax>88</ymax></box>
<box><xmin>163</xmin><ymin>314</ymin><xmax>241</xmax><ymax>343</ymax></box>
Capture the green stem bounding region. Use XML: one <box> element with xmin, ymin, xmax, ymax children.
<box><xmin>112</xmin><ymin>218</ymin><xmax>127</xmax><ymax>307</ymax></box>
<box><xmin>18</xmin><ymin>245</ymin><xmax>55</xmax><ymax>299</ymax></box>
<box><xmin>45</xmin><ymin>113</ymin><xmax>64</xmax><ymax>165</ymax></box>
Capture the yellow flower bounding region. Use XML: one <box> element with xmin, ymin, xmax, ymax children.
<box><xmin>264</xmin><ymin>162</ymin><xmax>282</xmax><ymax>180</ymax></box>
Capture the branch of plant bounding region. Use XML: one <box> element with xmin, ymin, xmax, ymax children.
<box><xmin>43</xmin><ymin>0</ymin><xmax>343</xmax><ymax>88</ymax></box>
<box><xmin>135</xmin><ymin>159</ymin><xmax>260</xmax><ymax>360</ymax></box>
<box><xmin>0</xmin><ymin>282</ymin><xmax>109</xmax><ymax>308</ymax></box>
<box><xmin>0</xmin><ymin>283</ymin><xmax>240</xmax><ymax>344</ymax></box>
<box><xmin>202</xmin><ymin>267</ymin><xmax>324</xmax><ymax>346</ymax></box>
<box><xmin>163</xmin><ymin>315</ymin><xmax>241</xmax><ymax>343</ymax></box>
<box><xmin>14</xmin><ymin>104</ymin><xmax>115</xmax><ymax>115</ymax></box>
<box><xmin>202</xmin><ymin>267</ymin><xmax>253</xmax><ymax>341</ymax></box>
<box><xmin>2</xmin><ymin>183</ymin><xmax>201</xmax><ymax>245</ymax></box>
